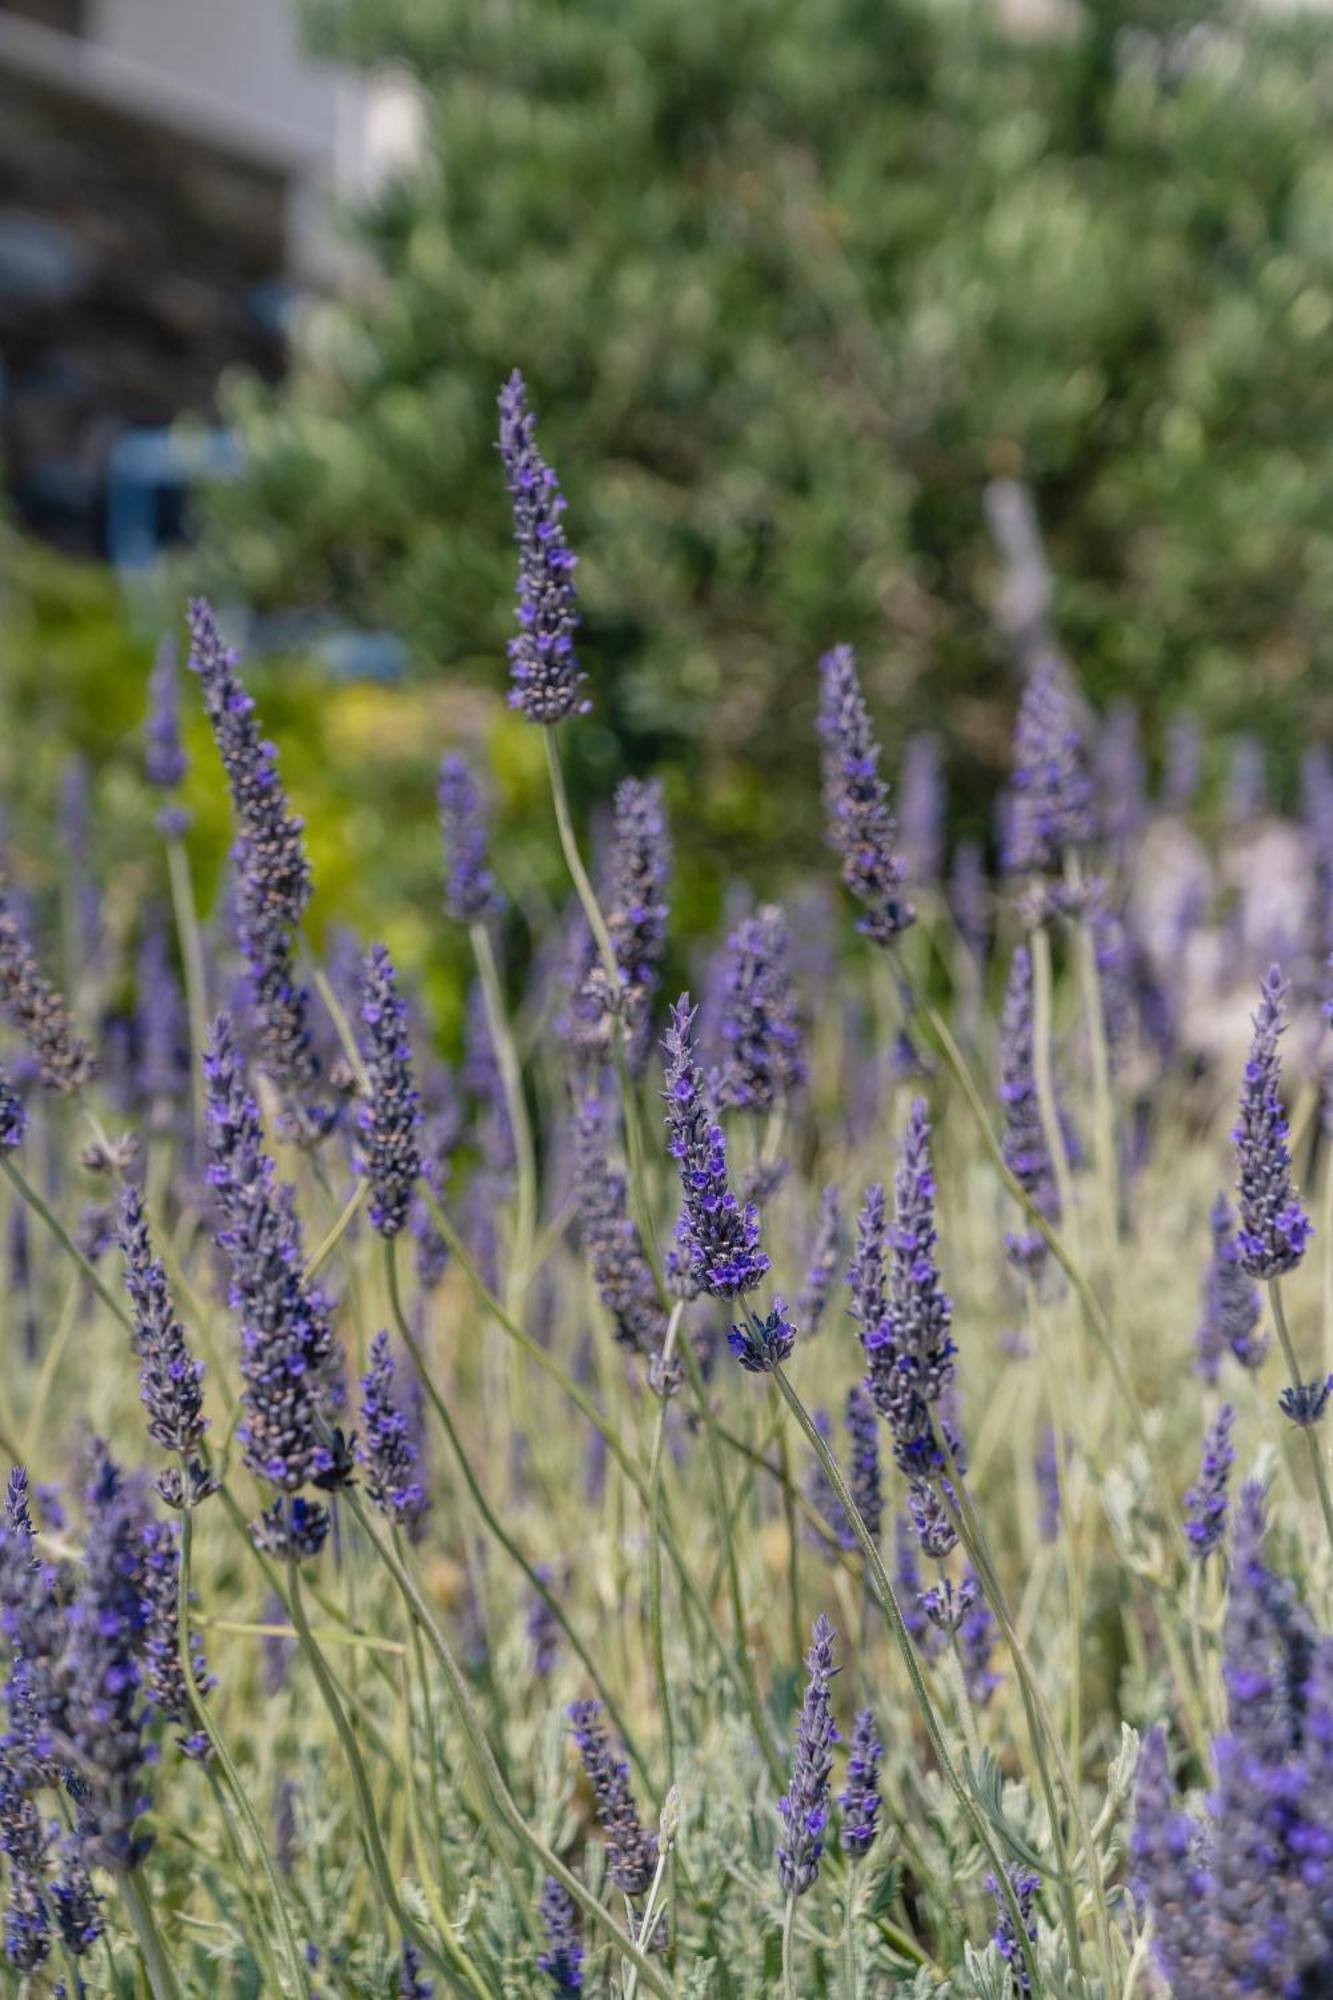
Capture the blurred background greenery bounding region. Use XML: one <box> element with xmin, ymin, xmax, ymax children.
<box><xmin>8</xmin><ymin>0</ymin><xmax>1333</xmax><ymax>947</ymax></box>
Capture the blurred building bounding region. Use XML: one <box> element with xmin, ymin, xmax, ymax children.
<box><xmin>0</xmin><ymin>0</ymin><xmax>423</xmax><ymax>554</ymax></box>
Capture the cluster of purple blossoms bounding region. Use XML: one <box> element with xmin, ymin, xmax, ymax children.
<box><xmin>204</xmin><ymin>1016</ymin><xmax>343</xmax><ymax>1545</ymax></box>
<box><xmin>988</xmin><ymin>1864</ymin><xmax>1041</xmax><ymax>1994</ymax></box>
<box><xmin>1233</xmin><ymin>965</ymin><xmax>1312</xmax><ymax>1279</ymax></box>
<box><xmin>0</xmin><ymin>1065</ymin><xmax>25</xmax><ymax>1152</ymax></box>
<box><xmin>797</xmin><ymin>1183</ymin><xmax>842</xmax><ymax>1335</ymax></box>
<box><xmin>118</xmin><ymin>1185</ymin><xmax>211</xmax><ymax>1506</ymax></box>
<box><xmin>498</xmin><ymin>371</ymin><xmax>586</xmax><ymax>723</ymax></box>
<box><xmin>1004</xmin><ymin>655</ymin><xmax>1093</xmax><ymax>876</ymax></box>
<box><xmin>0</xmin><ymin>1754</ymin><xmax>50</xmax><ymax>1972</ymax></box>
<box><xmin>568</xmin><ymin>1699</ymin><xmax>657</xmax><ymax>1896</ymax></box>
<box><xmin>1195</xmin><ymin>1193</ymin><xmax>1266</xmax><ymax>1381</ymax></box>
<box><xmin>399</xmin><ymin>1941</ymin><xmax>433</xmax><ymax>1998</ymax></box>
<box><xmin>727</xmin><ymin>1300</ymin><xmax>795</xmax><ymax>1374</ymax></box>
<box><xmin>0</xmin><ymin>882</ymin><xmax>95</xmax><ymax>1094</ymax></box>
<box><xmin>357</xmin><ymin>944</ymin><xmax>423</xmax><ymax>1237</ymax></box>
<box><xmin>144</xmin><ymin>634</ymin><xmax>190</xmax><ymax>835</ymax></box>
<box><xmin>1133</xmin><ymin>1482</ymin><xmax>1333</xmax><ymax>1995</ymax></box>
<box><xmin>572</xmin><ymin>1094</ymin><xmax>667</xmax><ymax>1359</ymax></box>
<box><xmin>439</xmin><ymin>753</ymin><xmax>502</xmax><ymax>924</ymax></box>
<box><xmin>777</xmin><ymin>1616</ymin><xmax>839</xmax><ymax>1898</ymax></box>
<box><xmin>999</xmin><ymin>947</ymin><xmax>1058</xmax><ymax>1271</ymax></box>
<box><xmin>187</xmin><ymin>598</ymin><xmax>321</xmax><ymax>1102</ymax></box>
<box><xmin>817</xmin><ymin>645</ymin><xmax>914</xmax><ymax>947</ymax></box>
<box><xmin>605</xmin><ymin>777</ymin><xmax>671</xmax><ymax>1048</ymax></box>
<box><xmin>662</xmin><ymin>997</ymin><xmax>768</xmax><ymax>1299</ymax></box>
<box><xmin>537</xmin><ymin>1876</ymin><xmax>583</xmax><ymax>1992</ymax></box>
<box><xmin>139</xmin><ymin>1518</ymin><xmax>212</xmax><ymax>1760</ymax></box>
<box><xmin>1184</xmin><ymin>1404</ymin><xmax>1234</xmax><ymax>1560</ymax></box>
<box><xmin>715</xmin><ymin>903</ymin><xmax>805</xmax><ymax>1114</ymax></box>
<box><xmin>357</xmin><ymin>1332</ymin><xmax>428</xmax><ymax>1530</ymax></box>
<box><xmin>839</xmin><ymin>1707</ymin><xmax>883</xmax><ymax>1861</ymax></box>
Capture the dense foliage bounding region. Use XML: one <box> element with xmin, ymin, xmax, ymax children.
<box><xmin>202</xmin><ymin>0</ymin><xmax>1333</xmax><ymax>864</ymax></box>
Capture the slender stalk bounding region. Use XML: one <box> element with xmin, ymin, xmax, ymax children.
<box><xmin>470</xmin><ymin>919</ymin><xmax>538</xmax><ymax>1306</ymax></box>
<box><xmin>395</xmin><ymin>1657</ymin><xmax>493</xmax><ymax>2000</ymax></box>
<box><xmin>302</xmin><ymin>1179</ymin><xmax>368</xmax><ymax>1286</ymax></box>
<box><xmin>119</xmin><ymin>1868</ymin><xmax>183</xmax><ymax>2000</ymax></box>
<box><xmin>841</xmin><ymin>1875</ymin><xmax>858</xmax><ymax>2000</ymax></box>
<box><xmin>1028</xmin><ymin>920</ymin><xmax>1078</xmax><ymax>1259</ymax></box>
<box><xmin>1</xmin><ymin>1155</ymin><xmax>133</xmax><ymax>1332</ymax></box>
<box><xmin>544</xmin><ymin>729</ymin><xmax>619</xmax><ymax>992</ymax></box>
<box><xmin>782</xmin><ymin>1893</ymin><xmax>798</xmax><ymax>2000</ymax></box>
<box><xmin>623</xmin><ymin>1829</ymin><xmax>672</xmax><ymax>2000</ymax></box>
<box><xmin>1068</xmin><ymin>855</ymin><xmax>1118</xmax><ymax>1254</ymax></box>
<box><xmin>773</xmin><ymin>1386</ymin><xmax>803</xmax><ymax>1669</ymax></box>
<box><xmin>166</xmin><ymin>833</ymin><xmax>209</xmax><ymax>1145</ymax></box>
<box><xmin>647</xmin><ymin>1304</ymin><xmax>685</xmax><ymax>1789</ymax></box>
<box><xmin>1268</xmin><ymin>1277</ymin><xmax>1333</xmax><ymax>1556</ymax></box>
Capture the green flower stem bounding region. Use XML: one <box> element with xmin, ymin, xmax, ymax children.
<box><xmin>470</xmin><ymin>919</ymin><xmax>538</xmax><ymax>1308</ymax></box>
<box><xmin>1068</xmin><ymin>855</ymin><xmax>1119</xmax><ymax>1255</ymax></box>
<box><xmin>544</xmin><ymin>729</ymin><xmax>619</xmax><ymax>991</ymax></box>
<box><xmin>773</xmin><ymin>1365</ymin><xmax>1045</xmax><ymax>1999</ymax></box>
<box><xmin>384</xmin><ymin>1239</ymin><xmax>651</xmax><ymax>1785</ymax></box>
<box><xmin>166</xmin><ymin>833</ymin><xmax>210</xmax><ymax>1145</ymax></box>
<box><xmin>1</xmin><ymin>1155</ymin><xmax>133</xmax><ymax>1333</ymax></box>
<box><xmin>395</xmin><ymin>1654</ymin><xmax>493</xmax><ymax>2000</ymax></box>
<box><xmin>782</xmin><ymin>1891</ymin><xmax>798</xmax><ymax>2000</ymax></box>
<box><xmin>1028</xmin><ymin>918</ymin><xmax>1079</xmax><ymax>1262</ymax></box>
<box><xmin>647</xmin><ymin>1303</ymin><xmax>685</xmax><ymax>1789</ymax></box>
<box><xmin>1269</xmin><ymin>1277</ymin><xmax>1333</xmax><ymax>1556</ymax></box>
<box><xmin>344</xmin><ymin>1486</ymin><xmax>680</xmax><ymax>2000</ymax></box>
<box><xmin>178</xmin><ymin>1486</ymin><xmax>310</xmax><ymax>1999</ymax></box>
<box><xmin>303</xmin><ymin>1179</ymin><xmax>369</xmax><ymax>1287</ymax></box>
<box><xmin>119</xmin><ymin>1866</ymin><xmax>183</xmax><ymax>2000</ymax></box>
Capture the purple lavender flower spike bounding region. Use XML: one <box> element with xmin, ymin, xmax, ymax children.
<box><xmin>807</xmin><ymin>1412</ymin><xmax>852</xmax><ymax>1550</ymax></box>
<box><xmin>798</xmin><ymin>1184</ymin><xmax>842</xmax><ymax>1336</ymax></box>
<box><xmin>846</xmin><ymin>1382</ymin><xmax>882</xmax><ymax>1542</ymax></box>
<box><xmin>1195</xmin><ymin>1194</ymin><xmax>1266</xmax><ymax>1379</ymax></box>
<box><xmin>0</xmin><ymin>1749</ymin><xmax>50</xmax><ymax>1972</ymax></box>
<box><xmin>0</xmin><ymin>881</ymin><xmax>95</xmax><ymax>1093</ymax></box>
<box><xmin>1005</xmin><ymin>655</ymin><xmax>1093</xmax><ymax>877</ymax></box>
<box><xmin>603</xmin><ymin>776</ymin><xmax>671</xmax><ymax>1059</ymax></box>
<box><xmin>568</xmin><ymin>1699</ymin><xmax>657</xmax><ymax>1895</ymax></box>
<box><xmin>900</xmin><ymin>732</ymin><xmax>944</xmax><ymax>888</ymax></box>
<box><xmin>145</xmin><ymin>633</ymin><xmax>188</xmax><ymax>793</ymax></box>
<box><xmin>1233</xmin><ymin>966</ymin><xmax>1312</xmax><ymax>1278</ymax></box>
<box><xmin>357</xmin><ymin>944</ymin><xmax>423</xmax><ymax>1237</ymax></box>
<box><xmin>1184</xmin><ymin>1404</ymin><xmax>1234</xmax><ymax>1560</ymax></box>
<box><xmin>357</xmin><ymin>1332</ymin><xmax>428</xmax><ymax>1529</ymax></box>
<box><xmin>817</xmin><ymin>644</ymin><xmax>914</xmax><ymax>947</ymax></box>
<box><xmin>777</xmin><ymin>1615</ymin><xmax>839</xmax><ymax>1897</ymax></box>
<box><xmin>118</xmin><ymin>1185</ymin><xmax>212</xmax><ymax>1507</ymax></box>
<box><xmin>662</xmin><ymin>996</ymin><xmax>767</xmax><ymax>1299</ymax></box>
<box><xmin>439</xmin><ymin>753</ymin><xmax>502</xmax><ymax>924</ymax></box>
<box><xmin>0</xmin><ymin>1066</ymin><xmax>25</xmax><ymax>1153</ymax></box>
<box><xmin>999</xmin><ymin>946</ymin><xmax>1058</xmax><ymax>1272</ymax></box>
<box><xmin>497</xmin><ymin>371</ymin><xmax>586</xmax><ymax>723</ymax></box>
<box><xmin>839</xmin><ymin>1707</ymin><xmax>883</xmax><ymax>1861</ymax></box>
<box><xmin>399</xmin><ymin>1942</ymin><xmax>433</xmax><ymax>1998</ymax></box>
<box><xmin>860</xmin><ymin>1100</ymin><xmax>955</xmax><ymax>1478</ymax></box>
<box><xmin>988</xmin><ymin>1864</ymin><xmax>1041</xmax><ymax>1994</ymax></box>
<box><xmin>1131</xmin><ymin>1728</ymin><xmax>1207</xmax><ymax>1991</ymax></box>
<box><xmin>538</xmin><ymin>1876</ymin><xmax>583</xmax><ymax>1991</ymax></box>
<box><xmin>51</xmin><ymin>1829</ymin><xmax>101</xmax><ymax>1957</ymax></box>
<box><xmin>573</xmin><ymin>1094</ymin><xmax>667</xmax><ymax>1359</ymax></box>
<box><xmin>727</xmin><ymin>1300</ymin><xmax>795</xmax><ymax>1374</ymax></box>
<box><xmin>140</xmin><ymin>1517</ymin><xmax>213</xmax><ymax>1760</ymax></box>
<box><xmin>716</xmin><ymin>903</ymin><xmax>805</xmax><ymax>1115</ymax></box>
<box><xmin>959</xmin><ymin>1570</ymin><xmax>999</xmax><ymax>1706</ymax></box>
<box><xmin>1035</xmin><ymin>1428</ymin><xmax>1060</xmax><ymax>1545</ymax></box>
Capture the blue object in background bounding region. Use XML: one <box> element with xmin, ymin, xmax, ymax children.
<box><xmin>105</xmin><ymin>426</ymin><xmax>245</xmax><ymax>579</ymax></box>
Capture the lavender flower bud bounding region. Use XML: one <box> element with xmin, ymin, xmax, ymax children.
<box><xmin>250</xmin><ymin>1499</ymin><xmax>331</xmax><ymax>1563</ymax></box>
<box><xmin>51</xmin><ymin>1829</ymin><xmax>100</xmax><ymax>1956</ymax></box>
<box><xmin>987</xmin><ymin>1864</ymin><xmax>1041</xmax><ymax>1994</ymax></box>
<box><xmin>797</xmin><ymin>1184</ymin><xmax>842</xmax><ymax>1336</ymax></box>
<box><xmin>439</xmin><ymin>753</ymin><xmax>502</xmax><ymax>923</ymax></box>
<box><xmin>906</xmin><ymin>1479</ymin><xmax>957</xmax><ymax>1561</ymax></box>
<box><xmin>0</xmin><ymin>1755</ymin><xmax>50</xmax><ymax>1972</ymax></box>
<box><xmin>1184</xmin><ymin>1404</ymin><xmax>1234</xmax><ymax>1560</ymax></box>
<box><xmin>606</xmin><ymin>777</ymin><xmax>671</xmax><ymax>1053</ymax></box>
<box><xmin>537</xmin><ymin>1875</ymin><xmax>583</xmax><ymax>1991</ymax></box>
<box><xmin>118</xmin><ymin>1185</ymin><xmax>209</xmax><ymax>1473</ymax></box>
<box><xmin>817</xmin><ymin>645</ymin><xmax>914</xmax><ymax>947</ymax></box>
<box><xmin>357</xmin><ymin>1332</ymin><xmax>427</xmax><ymax>1529</ymax></box>
<box><xmin>846</xmin><ymin>1383</ymin><xmax>882</xmax><ymax>1543</ymax></box>
<box><xmin>1195</xmin><ymin>1193</ymin><xmax>1266</xmax><ymax>1379</ymax></box>
<box><xmin>839</xmin><ymin>1707</ymin><xmax>883</xmax><ymax>1861</ymax></box>
<box><xmin>727</xmin><ymin>1300</ymin><xmax>795</xmax><ymax>1374</ymax></box>
<box><xmin>862</xmin><ymin>1100</ymin><xmax>955</xmax><ymax>1478</ymax></box>
<box><xmin>567</xmin><ymin>1699</ymin><xmax>657</xmax><ymax>1896</ymax></box>
<box><xmin>999</xmin><ymin>946</ymin><xmax>1058</xmax><ymax>1271</ymax></box>
<box><xmin>895</xmin><ymin>1510</ymin><xmax>946</xmax><ymax>1656</ymax></box>
<box><xmin>497</xmin><ymin>371</ymin><xmax>586</xmax><ymax>723</ymax></box>
<box><xmin>662</xmin><ymin>996</ymin><xmax>767</xmax><ymax>1299</ymax></box>
<box><xmin>0</xmin><ymin>882</ymin><xmax>95</xmax><ymax>1093</ymax></box>
<box><xmin>573</xmin><ymin>1094</ymin><xmax>667</xmax><ymax>1358</ymax></box>
<box><xmin>1279</xmin><ymin>1377</ymin><xmax>1333</xmax><ymax>1428</ymax></box>
<box><xmin>960</xmin><ymin>1570</ymin><xmax>999</xmax><ymax>1706</ymax></box>
<box><xmin>399</xmin><ymin>1943</ymin><xmax>433</xmax><ymax>1998</ymax></box>
<box><xmin>777</xmin><ymin>1615</ymin><xmax>839</xmax><ymax>1898</ymax></box>
<box><xmin>716</xmin><ymin>903</ymin><xmax>805</xmax><ymax>1114</ymax></box>
<box><xmin>357</xmin><ymin>944</ymin><xmax>422</xmax><ymax>1237</ymax></box>
<box><xmin>139</xmin><ymin>1518</ymin><xmax>212</xmax><ymax>1760</ymax></box>
<box><xmin>1233</xmin><ymin>966</ymin><xmax>1312</xmax><ymax>1278</ymax></box>
<box><xmin>1005</xmin><ymin>656</ymin><xmax>1093</xmax><ymax>875</ymax></box>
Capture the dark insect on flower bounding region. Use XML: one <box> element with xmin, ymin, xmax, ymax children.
<box><xmin>537</xmin><ymin>1876</ymin><xmax>583</xmax><ymax>1992</ymax></box>
<box><xmin>662</xmin><ymin>997</ymin><xmax>768</xmax><ymax>1299</ymax></box>
<box><xmin>1195</xmin><ymin>1193</ymin><xmax>1266</xmax><ymax>1380</ymax></box>
<box><xmin>250</xmin><ymin>1498</ymin><xmax>331</xmax><ymax>1562</ymax></box>
<box><xmin>439</xmin><ymin>753</ymin><xmax>502</xmax><ymax>924</ymax></box>
<box><xmin>839</xmin><ymin>1707</ymin><xmax>883</xmax><ymax>1861</ymax></box>
<box><xmin>573</xmin><ymin>1094</ymin><xmax>667</xmax><ymax>1358</ymax></box>
<box><xmin>64</xmin><ymin>1443</ymin><xmax>154</xmax><ymax>1872</ymax></box>
<box><xmin>1279</xmin><ymin>1377</ymin><xmax>1333</xmax><ymax>1428</ymax></box>
<box><xmin>1005</xmin><ymin>655</ymin><xmax>1093</xmax><ymax>876</ymax></box>
<box><xmin>357</xmin><ymin>944</ymin><xmax>423</xmax><ymax>1237</ymax></box>
<box><xmin>999</xmin><ymin>946</ymin><xmax>1058</xmax><ymax>1272</ymax></box>
<box><xmin>987</xmin><ymin>1864</ymin><xmax>1041</xmax><ymax>1994</ymax></box>
<box><xmin>0</xmin><ymin>881</ymin><xmax>95</xmax><ymax>1093</ymax></box>
<box><xmin>139</xmin><ymin>1518</ymin><xmax>213</xmax><ymax>1761</ymax></box>
<box><xmin>118</xmin><ymin>1185</ymin><xmax>209</xmax><ymax>1466</ymax></box>
<box><xmin>1233</xmin><ymin>966</ymin><xmax>1312</xmax><ymax>1278</ymax></box>
<box><xmin>497</xmin><ymin>371</ymin><xmax>586</xmax><ymax>723</ymax></box>
<box><xmin>0</xmin><ymin>1066</ymin><xmax>25</xmax><ymax>1152</ymax></box>
<box><xmin>568</xmin><ymin>1699</ymin><xmax>657</xmax><ymax>1896</ymax></box>
<box><xmin>357</xmin><ymin>1332</ymin><xmax>427</xmax><ymax>1528</ymax></box>
<box><xmin>727</xmin><ymin>1299</ymin><xmax>795</xmax><ymax>1374</ymax></box>
<box><xmin>797</xmin><ymin>1184</ymin><xmax>842</xmax><ymax>1336</ymax></box>
<box><xmin>817</xmin><ymin>644</ymin><xmax>914</xmax><ymax>947</ymax></box>
<box><xmin>777</xmin><ymin>1615</ymin><xmax>840</xmax><ymax>1898</ymax></box>
<box><xmin>1184</xmin><ymin>1405</ymin><xmax>1234</xmax><ymax>1560</ymax></box>
<box><xmin>715</xmin><ymin>903</ymin><xmax>805</xmax><ymax>1115</ymax></box>
<box><xmin>865</xmin><ymin>1099</ymin><xmax>955</xmax><ymax>1478</ymax></box>
<box><xmin>399</xmin><ymin>1942</ymin><xmax>433</xmax><ymax>1998</ymax></box>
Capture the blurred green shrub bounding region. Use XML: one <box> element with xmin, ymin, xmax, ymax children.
<box><xmin>199</xmin><ymin>0</ymin><xmax>1333</xmax><ymax>875</ymax></box>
